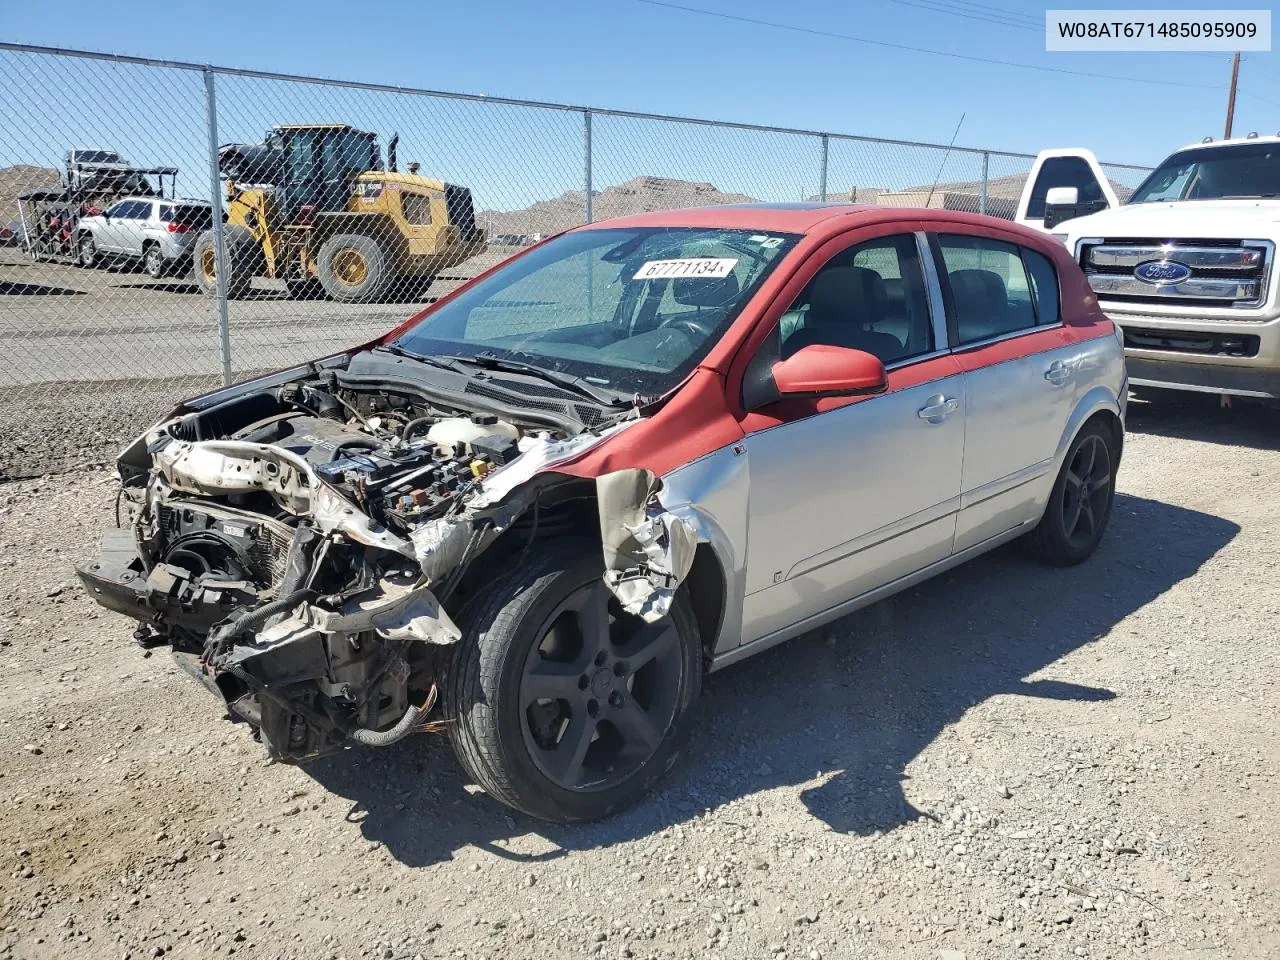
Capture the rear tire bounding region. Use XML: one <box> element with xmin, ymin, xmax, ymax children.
<box><xmin>316</xmin><ymin>233</ymin><xmax>389</xmax><ymax>302</ymax></box>
<box><xmin>1022</xmin><ymin>420</ymin><xmax>1116</xmax><ymax>566</ymax></box>
<box><xmin>444</xmin><ymin>539</ymin><xmax>702</xmax><ymax>823</ymax></box>
<box><xmin>192</xmin><ymin>226</ymin><xmax>255</xmax><ymax>299</ymax></box>
<box><xmin>143</xmin><ymin>242</ymin><xmax>165</xmax><ymax>279</ymax></box>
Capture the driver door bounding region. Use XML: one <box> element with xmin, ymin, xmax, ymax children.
<box><xmin>96</xmin><ymin>201</ymin><xmax>131</xmax><ymax>252</ymax></box>
<box><xmin>739</xmin><ymin>232</ymin><xmax>966</xmax><ymax>644</ymax></box>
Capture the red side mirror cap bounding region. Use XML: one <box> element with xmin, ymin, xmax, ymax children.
<box><xmin>771</xmin><ymin>344</ymin><xmax>888</xmax><ymax>399</ymax></box>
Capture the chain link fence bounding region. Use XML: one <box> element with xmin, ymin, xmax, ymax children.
<box><xmin>0</xmin><ymin>43</ymin><xmax>1153</xmax><ymax>479</ymax></box>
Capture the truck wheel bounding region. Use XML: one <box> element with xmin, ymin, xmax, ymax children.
<box><xmin>444</xmin><ymin>538</ymin><xmax>702</xmax><ymax>823</ymax></box>
<box><xmin>1022</xmin><ymin>420</ymin><xmax>1117</xmax><ymax>566</ymax></box>
<box><xmin>192</xmin><ymin>226</ymin><xmax>254</xmax><ymax>300</ymax></box>
<box><xmin>317</xmin><ymin>234</ymin><xmax>389</xmax><ymax>302</ymax></box>
<box><xmin>143</xmin><ymin>242</ymin><xmax>165</xmax><ymax>279</ymax></box>
<box><xmin>78</xmin><ymin>235</ymin><xmax>97</xmax><ymax>269</ymax></box>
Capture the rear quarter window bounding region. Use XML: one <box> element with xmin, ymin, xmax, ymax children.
<box><xmin>1023</xmin><ymin>248</ymin><xmax>1060</xmax><ymax>326</ymax></box>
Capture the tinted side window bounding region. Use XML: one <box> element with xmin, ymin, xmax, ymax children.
<box><xmin>124</xmin><ymin>201</ymin><xmax>150</xmax><ymax>219</ymax></box>
<box><xmin>1026</xmin><ymin>157</ymin><xmax>1106</xmax><ymax>219</ymax></box>
<box><xmin>780</xmin><ymin>234</ymin><xmax>933</xmax><ymax>365</ymax></box>
<box><xmin>104</xmin><ymin>201</ymin><xmax>130</xmax><ymax>218</ymax></box>
<box><xmin>1023</xmin><ymin>249</ymin><xmax>1060</xmax><ymax>326</ymax></box>
<box><xmin>936</xmin><ymin>234</ymin><xmax>1036</xmax><ymax>345</ymax></box>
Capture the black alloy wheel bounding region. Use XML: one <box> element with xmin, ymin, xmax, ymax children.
<box><xmin>1061</xmin><ymin>432</ymin><xmax>1112</xmax><ymax>551</ymax></box>
<box><xmin>519</xmin><ymin>580</ymin><xmax>684</xmax><ymax>792</ymax></box>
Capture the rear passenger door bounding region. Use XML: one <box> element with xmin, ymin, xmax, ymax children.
<box><xmin>929</xmin><ymin>231</ymin><xmax>1079</xmax><ymax>552</ymax></box>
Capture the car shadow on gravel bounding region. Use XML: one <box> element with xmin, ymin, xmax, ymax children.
<box><xmin>303</xmin><ymin>491</ymin><xmax>1238</xmax><ymax>867</ymax></box>
<box><xmin>1127</xmin><ymin>390</ymin><xmax>1280</xmax><ymax>451</ymax></box>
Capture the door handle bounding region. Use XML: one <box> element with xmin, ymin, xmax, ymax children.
<box><xmin>917</xmin><ymin>395</ymin><xmax>960</xmax><ymax>422</ymax></box>
<box><xmin>1044</xmin><ymin>360</ymin><xmax>1072</xmax><ymax>385</ymax></box>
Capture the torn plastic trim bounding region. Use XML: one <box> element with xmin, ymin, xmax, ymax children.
<box><xmin>471</xmin><ymin>422</ymin><xmax>634</xmax><ymax>509</ymax></box>
<box><xmin>596</xmin><ymin>468</ymin><xmax>698</xmax><ymax>623</ymax></box>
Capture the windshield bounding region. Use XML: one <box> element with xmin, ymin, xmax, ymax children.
<box><xmin>71</xmin><ymin>150</ymin><xmax>122</xmax><ymax>164</ymax></box>
<box><xmin>1129</xmin><ymin>141</ymin><xmax>1280</xmax><ymax>203</ymax></box>
<box><xmin>393</xmin><ymin>226</ymin><xmax>800</xmax><ymax>397</ymax></box>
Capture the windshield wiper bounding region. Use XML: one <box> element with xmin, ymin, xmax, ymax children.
<box><xmin>374</xmin><ymin>342</ymin><xmax>464</xmax><ymax>374</ymax></box>
<box><xmin>443</xmin><ymin>352</ymin><xmax>632</xmax><ymax>407</ymax></box>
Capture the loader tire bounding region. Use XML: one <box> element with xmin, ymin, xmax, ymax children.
<box><xmin>193</xmin><ymin>226</ymin><xmax>255</xmax><ymax>300</ymax></box>
<box><xmin>316</xmin><ymin>233</ymin><xmax>390</xmax><ymax>302</ymax></box>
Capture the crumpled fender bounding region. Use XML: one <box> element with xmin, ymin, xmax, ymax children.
<box><xmin>596</xmin><ymin>468</ymin><xmax>698</xmax><ymax>623</ymax></box>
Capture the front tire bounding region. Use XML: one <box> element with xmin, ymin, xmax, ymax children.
<box><xmin>444</xmin><ymin>539</ymin><xmax>702</xmax><ymax>823</ymax></box>
<box><xmin>1023</xmin><ymin>420</ymin><xmax>1117</xmax><ymax>565</ymax></box>
<box><xmin>192</xmin><ymin>226</ymin><xmax>255</xmax><ymax>299</ymax></box>
<box><xmin>78</xmin><ymin>235</ymin><xmax>97</xmax><ymax>269</ymax></box>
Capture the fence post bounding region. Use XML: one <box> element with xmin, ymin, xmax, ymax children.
<box><xmin>818</xmin><ymin>134</ymin><xmax>829</xmax><ymax>202</ymax></box>
<box><xmin>583</xmin><ymin>109</ymin><xmax>593</xmax><ymax>224</ymax></box>
<box><xmin>979</xmin><ymin>151</ymin><xmax>989</xmax><ymax>217</ymax></box>
<box><xmin>203</xmin><ymin>67</ymin><xmax>232</xmax><ymax>387</ymax></box>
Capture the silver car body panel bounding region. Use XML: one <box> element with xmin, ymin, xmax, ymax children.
<box><xmin>654</xmin><ymin>229</ymin><xmax>1127</xmax><ymax>670</ymax></box>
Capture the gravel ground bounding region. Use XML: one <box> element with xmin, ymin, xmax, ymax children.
<box><xmin>0</xmin><ymin>392</ymin><xmax>1277</xmax><ymax>960</ymax></box>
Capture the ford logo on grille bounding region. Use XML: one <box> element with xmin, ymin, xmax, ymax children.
<box><xmin>1134</xmin><ymin>259</ymin><xmax>1192</xmax><ymax>284</ymax></box>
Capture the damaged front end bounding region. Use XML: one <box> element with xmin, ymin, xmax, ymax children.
<box><xmin>76</xmin><ymin>357</ymin><xmax>697</xmax><ymax>764</ymax></box>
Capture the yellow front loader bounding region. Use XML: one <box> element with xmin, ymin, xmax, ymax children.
<box><xmin>193</xmin><ymin>124</ymin><xmax>486</xmax><ymax>302</ymax></box>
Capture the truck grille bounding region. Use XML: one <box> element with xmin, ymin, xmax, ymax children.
<box><xmin>1078</xmin><ymin>238</ymin><xmax>1273</xmax><ymax>310</ymax></box>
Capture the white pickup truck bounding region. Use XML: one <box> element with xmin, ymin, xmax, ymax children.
<box><xmin>1015</xmin><ymin>137</ymin><xmax>1280</xmax><ymax>400</ymax></box>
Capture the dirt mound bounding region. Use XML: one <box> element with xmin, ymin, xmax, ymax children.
<box><xmin>479</xmin><ymin>175</ymin><xmax>756</xmax><ymax>237</ymax></box>
<box><xmin>0</xmin><ymin>164</ymin><xmax>61</xmax><ymax>234</ymax></box>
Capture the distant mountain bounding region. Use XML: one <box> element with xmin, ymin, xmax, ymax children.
<box><xmin>478</xmin><ymin>176</ymin><xmax>756</xmax><ymax>237</ymax></box>
<box><xmin>0</xmin><ymin>165</ymin><xmax>61</xmax><ymax>232</ymax></box>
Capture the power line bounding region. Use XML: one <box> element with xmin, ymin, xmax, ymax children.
<box><xmin>634</xmin><ymin>0</ymin><xmax>1224</xmax><ymax>91</ymax></box>
<box><xmin>1238</xmin><ymin>87</ymin><xmax>1280</xmax><ymax>111</ymax></box>
<box><xmin>885</xmin><ymin>0</ymin><xmax>1040</xmax><ymax>32</ymax></box>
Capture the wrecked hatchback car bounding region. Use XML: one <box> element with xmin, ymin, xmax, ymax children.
<box><xmin>79</xmin><ymin>204</ymin><xmax>1126</xmax><ymax>822</ymax></box>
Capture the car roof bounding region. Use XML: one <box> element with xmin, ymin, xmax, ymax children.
<box><xmin>575</xmin><ymin>201</ymin><xmax>1050</xmax><ymax>241</ymax></box>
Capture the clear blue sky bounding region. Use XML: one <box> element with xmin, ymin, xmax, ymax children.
<box><xmin>5</xmin><ymin>0</ymin><xmax>1280</xmax><ymax>211</ymax></box>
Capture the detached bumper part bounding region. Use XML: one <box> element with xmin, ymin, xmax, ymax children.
<box><xmin>75</xmin><ymin>529</ymin><xmax>256</xmax><ymax>634</ymax></box>
<box><xmin>76</xmin><ymin>528</ymin><xmax>459</xmax><ymax>764</ymax></box>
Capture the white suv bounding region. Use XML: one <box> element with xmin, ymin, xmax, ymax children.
<box><xmin>76</xmin><ymin>197</ymin><xmax>213</xmax><ymax>279</ymax></box>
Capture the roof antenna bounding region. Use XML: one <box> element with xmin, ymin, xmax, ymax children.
<box><xmin>925</xmin><ymin>112</ymin><xmax>966</xmax><ymax>209</ymax></box>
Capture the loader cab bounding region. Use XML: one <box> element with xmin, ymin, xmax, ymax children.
<box><xmin>1015</xmin><ymin>148</ymin><xmax>1119</xmax><ymax>232</ymax></box>
<box><xmin>275</xmin><ymin>125</ymin><xmax>379</xmax><ymax>224</ymax></box>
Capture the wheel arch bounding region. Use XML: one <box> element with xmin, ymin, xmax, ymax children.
<box><xmin>447</xmin><ymin>470</ymin><xmax>737</xmax><ymax>668</ymax></box>
<box><xmin>1055</xmin><ymin>385</ymin><xmax>1124</xmax><ymax>472</ymax></box>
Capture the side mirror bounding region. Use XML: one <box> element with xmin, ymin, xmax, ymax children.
<box><xmin>1045</xmin><ymin>186</ymin><xmax>1079</xmax><ymax>206</ymax></box>
<box><xmin>764</xmin><ymin>344</ymin><xmax>888</xmax><ymax>404</ymax></box>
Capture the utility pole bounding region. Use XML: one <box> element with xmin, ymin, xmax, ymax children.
<box><xmin>1225</xmin><ymin>51</ymin><xmax>1241</xmax><ymax>139</ymax></box>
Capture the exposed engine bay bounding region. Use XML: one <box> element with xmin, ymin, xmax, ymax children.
<box><xmin>76</xmin><ymin>353</ymin><xmax>697</xmax><ymax>764</ymax></box>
